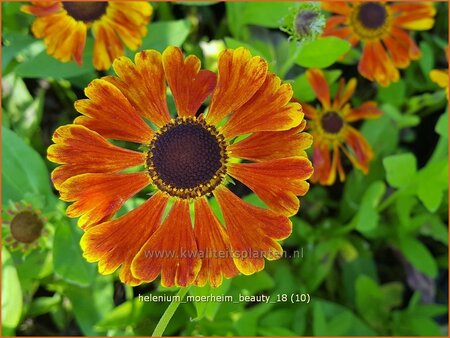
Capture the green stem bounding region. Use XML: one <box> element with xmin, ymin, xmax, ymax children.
<box><xmin>152</xmin><ymin>287</ymin><xmax>191</xmax><ymax>337</ymax></box>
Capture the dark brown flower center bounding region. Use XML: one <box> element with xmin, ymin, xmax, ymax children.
<box><xmin>63</xmin><ymin>2</ymin><xmax>108</xmax><ymax>22</ymax></box>
<box><xmin>295</xmin><ymin>11</ymin><xmax>318</xmax><ymax>36</ymax></box>
<box><xmin>321</xmin><ymin>112</ymin><xmax>344</xmax><ymax>134</ymax></box>
<box><xmin>147</xmin><ymin>117</ymin><xmax>228</xmax><ymax>199</ymax></box>
<box><xmin>358</xmin><ymin>2</ymin><xmax>387</xmax><ymax>29</ymax></box>
<box><xmin>10</xmin><ymin>211</ymin><xmax>43</xmax><ymax>244</ymax></box>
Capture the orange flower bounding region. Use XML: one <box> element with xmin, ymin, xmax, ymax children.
<box><xmin>47</xmin><ymin>47</ymin><xmax>313</xmax><ymax>287</ymax></box>
<box><xmin>21</xmin><ymin>1</ymin><xmax>152</xmax><ymax>70</ymax></box>
<box><xmin>301</xmin><ymin>69</ymin><xmax>382</xmax><ymax>185</ymax></box>
<box><xmin>430</xmin><ymin>69</ymin><xmax>449</xmax><ymax>97</ymax></box>
<box><xmin>322</xmin><ymin>2</ymin><xmax>435</xmax><ymax>86</ymax></box>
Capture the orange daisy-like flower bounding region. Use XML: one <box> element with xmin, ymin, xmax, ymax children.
<box><xmin>21</xmin><ymin>1</ymin><xmax>152</xmax><ymax>70</ymax></box>
<box><xmin>47</xmin><ymin>47</ymin><xmax>313</xmax><ymax>287</ymax></box>
<box><xmin>322</xmin><ymin>2</ymin><xmax>436</xmax><ymax>86</ymax></box>
<box><xmin>301</xmin><ymin>69</ymin><xmax>382</xmax><ymax>185</ymax></box>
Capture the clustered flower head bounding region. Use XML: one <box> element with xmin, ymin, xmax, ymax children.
<box><xmin>47</xmin><ymin>46</ymin><xmax>313</xmax><ymax>287</ymax></box>
<box><xmin>280</xmin><ymin>2</ymin><xmax>325</xmax><ymax>44</ymax></box>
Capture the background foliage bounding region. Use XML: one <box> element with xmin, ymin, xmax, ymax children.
<box><xmin>2</xmin><ymin>1</ymin><xmax>448</xmax><ymax>336</ymax></box>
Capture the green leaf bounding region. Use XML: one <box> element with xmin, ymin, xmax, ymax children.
<box><xmin>435</xmin><ymin>110</ymin><xmax>448</xmax><ymax>138</ymax></box>
<box><xmin>242</xmin><ymin>2</ymin><xmax>293</xmax><ymax>28</ymax></box>
<box><xmin>416</xmin><ymin>159</ymin><xmax>448</xmax><ymax>212</ymax></box>
<box><xmin>2</xmin><ymin>247</ymin><xmax>23</xmax><ymax>335</ymax></box>
<box><xmin>65</xmin><ymin>276</ymin><xmax>114</xmax><ymax>335</ymax></box>
<box><xmin>383</xmin><ymin>153</ymin><xmax>417</xmax><ymax>189</ymax></box>
<box><xmin>190</xmin><ymin>278</ymin><xmax>231</xmax><ymax>321</ymax></box>
<box><xmin>232</xmin><ymin>271</ymin><xmax>275</xmax><ymax>295</ymax></box>
<box><xmin>313</xmin><ymin>301</ymin><xmax>328</xmax><ymax>335</ymax></box>
<box><xmin>397</xmin><ymin>237</ymin><xmax>438</xmax><ymax>277</ymax></box>
<box><xmin>296</xmin><ymin>37</ymin><xmax>351</xmax><ymax>68</ymax></box>
<box><xmin>15</xmin><ymin>39</ymin><xmax>95</xmax><ymax>78</ymax></box>
<box><xmin>377</xmin><ymin>81</ymin><xmax>406</xmax><ymax>107</ymax></box>
<box><xmin>355</xmin><ymin>181</ymin><xmax>386</xmax><ymax>232</ymax></box>
<box><xmin>419</xmin><ymin>41</ymin><xmax>434</xmax><ymax>76</ymax></box>
<box><xmin>224</xmin><ymin>37</ymin><xmax>270</xmax><ymax>61</ymax></box>
<box><xmin>382</xmin><ymin>104</ymin><xmax>420</xmax><ymax>128</ymax></box>
<box><xmin>355</xmin><ymin>275</ymin><xmax>385</xmax><ymax>326</ymax></box>
<box><xmin>177</xmin><ymin>1</ymin><xmax>218</xmax><ymax>5</ymax></box>
<box><xmin>361</xmin><ymin>114</ymin><xmax>399</xmax><ymax>156</ymax></box>
<box><xmin>28</xmin><ymin>295</ymin><xmax>61</xmax><ymax>317</ymax></box>
<box><xmin>2</xmin><ymin>32</ymin><xmax>41</xmax><ymax>72</ymax></box>
<box><xmin>53</xmin><ymin>222</ymin><xmax>96</xmax><ymax>286</ymax></box>
<box><xmin>139</xmin><ymin>20</ymin><xmax>191</xmax><ymax>52</ymax></box>
<box><xmin>1</xmin><ymin>126</ymin><xmax>52</xmax><ymax>203</ymax></box>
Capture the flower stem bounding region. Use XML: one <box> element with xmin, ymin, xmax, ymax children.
<box><xmin>152</xmin><ymin>286</ymin><xmax>190</xmax><ymax>337</ymax></box>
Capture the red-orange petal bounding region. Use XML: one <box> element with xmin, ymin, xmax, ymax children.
<box><xmin>74</xmin><ymin>79</ymin><xmax>153</xmax><ymax>143</ymax></box>
<box><xmin>222</xmin><ymin>73</ymin><xmax>302</xmax><ymax>138</ymax></box>
<box><xmin>80</xmin><ymin>192</ymin><xmax>168</xmax><ymax>286</ymax></box>
<box><xmin>206</xmin><ymin>48</ymin><xmax>268</xmax><ymax>125</ymax></box>
<box><xmin>132</xmin><ymin>200</ymin><xmax>201</xmax><ymax>287</ymax></box>
<box><xmin>342</xmin><ymin>126</ymin><xmax>374</xmax><ymax>173</ymax></box>
<box><xmin>21</xmin><ymin>1</ymin><xmax>61</xmax><ymax>16</ymax></box>
<box><xmin>104</xmin><ymin>50</ymin><xmax>171</xmax><ymax>128</ymax></box>
<box><xmin>311</xmin><ymin>138</ymin><xmax>335</xmax><ymax>185</ymax></box>
<box><xmin>333</xmin><ymin>78</ymin><xmax>357</xmax><ymax>110</ymax></box>
<box><xmin>214</xmin><ymin>186</ymin><xmax>292</xmax><ymax>275</ymax></box>
<box><xmin>228</xmin><ymin>123</ymin><xmax>312</xmax><ymax>162</ymax></box>
<box><xmin>306</xmin><ymin>69</ymin><xmax>331</xmax><ymax>110</ymax></box>
<box><xmin>60</xmin><ymin>172</ymin><xmax>151</xmax><ymax>229</ymax></box>
<box><xmin>47</xmin><ymin>124</ymin><xmax>145</xmax><ymax>190</ymax></box>
<box><xmin>301</xmin><ymin>102</ymin><xmax>320</xmax><ymax>120</ymax></box>
<box><xmin>344</xmin><ymin>101</ymin><xmax>383</xmax><ymax>122</ymax></box>
<box><xmin>228</xmin><ymin>157</ymin><xmax>313</xmax><ymax>216</ymax></box>
<box><xmin>358</xmin><ymin>41</ymin><xmax>399</xmax><ymax>87</ymax></box>
<box><xmin>193</xmin><ymin>197</ymin><xmax>239</xmax><ymax>287</ymax></box>
<box><xmin>391</xmin><ymin>3</ymin><xmax>436</xmax><ymax>30</ymax></box>
<box><xmin>162</xmin><ymin>46</ymin><xmax>217</xmax><ymax>117</ymax></box>
<box><xmin>321</xmin><ymin>2</ymin><xmax>352</xmax><ymax>15</ymax></box>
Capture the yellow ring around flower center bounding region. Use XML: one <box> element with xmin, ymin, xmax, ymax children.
<box><xmin>350</xmin><ymin>2</ymin><xmax>391</xmax><ymax>41</ymax></box>
<box><xmin>146</xmin><ymin>117</ymin><xmax>228</xmax><ymax>200</ymax></box>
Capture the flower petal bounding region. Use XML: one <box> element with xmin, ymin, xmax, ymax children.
<box><xmin>301</xmin><ymin>102</ymin><xmax>320</xmax><ymax>120</ymax></box>
<box><xmin>344</xmin><ymin>101</ymin><xmax>383</xmax><ymax>122</ymax></box>
<box><xmin>81</xmin><ymin>192</ymin><xmax>168</xmax><ymax>286</ymax></box>
<box><xmin>60</xmin><ymin>172</ymin><xmax>151</xmax><ymax>229</ymax></box>
<box><xmin>91</xmin><ymin>20</ymin><xmax>124</xmax><ymax>70</ymax></box>
<box><xmin>206</xmin><ymin>48</ymin><xmax>268</xmax><ymax>125</ymax></box>
<box><xmin>104</xmin><ymin>2</ymin><xmax>152</xmax><ymax>50</ymax></box>
<box><xmin>222</xmin><ymin>73</ymin><xmax>303</xmax><ymax>138</ymax></box>
<box><xmin>74</xmin><ymin>79</ymin><xmax>153</xmax><ymax>143</ymax></box>
<box><xmin>132</xmin><ymin>200</ymin><xmax>201</xmax><ymax>287</ymax></box>
<box><xmin>47</xmin><ymin>124</ymin><xmax>145</xmax><ymax>190</ymax></box>
<box><xmin>358</xmin><ymin>41</ymin><xmax>399</xmax><ymax>87</ymax></box>
<box><xmin>430</xmin><ymin>69</ymin><xmax>449</xmax><ymax>88</ymax></box>
<box><xmin>333</xmin><ymin>78</ymin><xmax>356</xmax><ymax>110</ymax></box>
<box><xmin>228</xmin><ymin>123</ymin><xmax>312</xmax><ymax>162</ymax></box>
<box><xmin>306</xmin><ymin>69</ymin><xmax>331</xmax><ymax>110</ymax></box>
<box><xmin>21</xmin><ymin>1</ymin><xmax>61</xmax><ymax>16</ymax></box>
<box><xmin>214</xmin><ymin>186</ymin><xmax>292</xmax><ymax>275</ymax></box>
<box><xmin>31</xmin><ymin>13</ymin><xmax>86</xmax><ymax>64</ymax></box>
<box><xmin>383</xmin><ymin>27</ymin><xmax>421</xmax><ymax>68</ymax></box>
<box><xmin>162</xmin><ymin>46</ymin><xmax>217</xmax><ymax>117</ymax></box>
<box><xmin>311</xmin><ymin>138</ymin><xmax>335</xmax><ymax>185</ymax></box>
<box><xmin>341</xmin><ymin>126</ymin><xmax>374</xmax><ymax>173</ymax></box>
<box><xmin>104</xmin><ymin>50</ymin><xmax>171</xmax><ymax>128</ymax></box>
<box><xmin>392</xmin><ymin>3</ymin><xmax>436</xmax><ymax>30</ymax></box>
<box><xmin>321</xmin><ymin>2</ymin><xmax>352</xmax><ymax>15</ymax></box>
<box><xmin>193</xmin><ymin>197</ymin><xmax>239</xmax><ymax>287</ymax></box>
<box><xmin>228</xmin><ymin>157</ymin><xmax>313</xmax><ymax>216</ymax></box>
